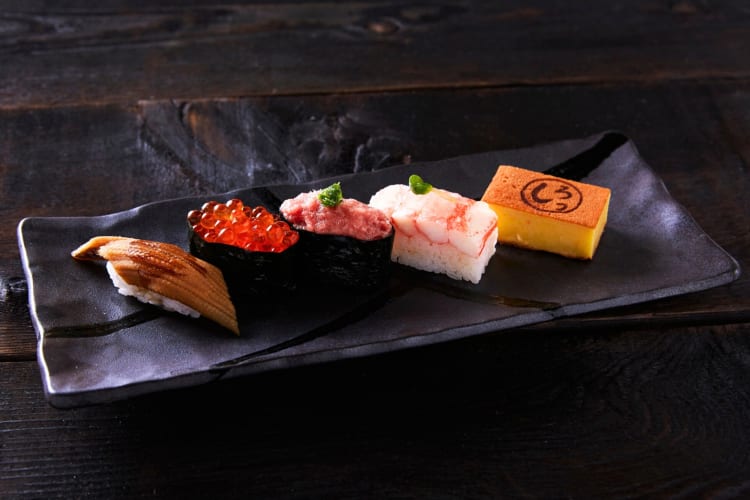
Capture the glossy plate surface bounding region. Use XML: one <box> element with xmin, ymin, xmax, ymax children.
<box><xmin>18</xmin><ymin>132</ymin><xmax>741</xmax><ymax>407</ymax></box>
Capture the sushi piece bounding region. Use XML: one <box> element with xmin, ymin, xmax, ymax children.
<box><xmin>187</xmin><ymin>199</ymin><xmax>299</xmax><ymax>294</ymax></box>
<box><xmin>369</xmin><ymin>175</ymin><xmax>498</xmax><ymax>284</ymax></box>
<box><xmin>71</xmin><ymin>236</ymin><xmax>239</xmax><ymax>335</ymax></box>
<box><xmin>279</xmin><ymin>182</ymin><xmax>394</xmax><ymax>289</ymax></box>
<box><xmin>481</xmin><ymin>165</ymin><xmax>611</xmax><ymax>259</ymax></box>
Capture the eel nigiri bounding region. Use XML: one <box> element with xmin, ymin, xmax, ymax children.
<box><xmin>369</xmin><ymin>175</ymin><xmax>498</xmax><ymax>284</ymax></box>
<box><xmin>71</xmin><ymin>236</ymin><xmax>239</xmax><ymax>335</ymax></box>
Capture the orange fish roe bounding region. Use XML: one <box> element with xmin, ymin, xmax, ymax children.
<box><xmin>187</xmin><ymin>199</ymin><xmax>299</xmax><ymax>253</ymax></box>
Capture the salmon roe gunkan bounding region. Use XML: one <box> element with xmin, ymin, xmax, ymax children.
<box><xmin>188</xmin><ymin>199</ymin><xmax>299</xmax><ymax>253</ymax></box>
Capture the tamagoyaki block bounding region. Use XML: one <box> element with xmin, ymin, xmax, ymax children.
<box><xmin>481</xmin><ymin>165</ymin><xmax>611</xmax><ymax>260</ymax></box>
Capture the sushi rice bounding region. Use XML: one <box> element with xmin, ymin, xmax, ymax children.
<box><xmin>370</xmin><ymin>184</ymin><xmax>498</xmax><ymax>284</ymax></box>
<box><xmin>105</xmin><ymin>261</ymin><xmax>200</xmax><ymax>318</ymax></box>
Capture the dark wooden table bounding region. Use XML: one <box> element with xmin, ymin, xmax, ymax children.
<box><xmin>2</xmin><ymin>2</ymin><xmax>749</xmax><ymax>498</ymax></box>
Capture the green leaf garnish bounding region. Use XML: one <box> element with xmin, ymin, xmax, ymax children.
<box><xmin>409</xmin><ymin>174</ymin><xmax>433</xmax><ymax>195</ymax></box>
<box><xmin>318</xmin><ymin>182</ymin><xmax>343</xmax><ymax>207</ymax></box>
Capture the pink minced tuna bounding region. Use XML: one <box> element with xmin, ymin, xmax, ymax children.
<box><xmin>280</xmin><ymin>190</ymin><xmax>392</xmax><ymax>241</ymax></box>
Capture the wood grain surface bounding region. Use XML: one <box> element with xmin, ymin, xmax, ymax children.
<box><xmin>1</xmin><ymin>1</ymin><xmax>749</xmax><ymax>498</ymax></box>
<box><xmin>1</xmin><ymin>1</ymin><xmax>749</xmax><ymax>108</ymax></box>
<box><xmin>3</xmin><ymin>323</ymin><xmax>750</xmax><ymax>497</ymax></box>
<box><xmin>2</xmin><ymin>83</ymin><xmax>748</xmax><ymax>360</ymax></box>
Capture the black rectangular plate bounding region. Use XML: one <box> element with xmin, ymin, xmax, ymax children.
<box><xmin>17</xmin><ymin>132</ymin><xmax>740</xmax><ymax>408</ymax></box>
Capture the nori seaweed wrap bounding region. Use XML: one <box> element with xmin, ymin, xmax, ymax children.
<box><xmin>188</xmin><ymin>226</ymin><xmax>298</xmax><ymax>296</ymax></box>
<box><xmin>187</xmin><ymin>200</ymin><xmax>299</xmax><ymax>297</ymax></box>
<box><xmin>293</xmin><ymin>228</ymin><xmax>394</xmax><ymax>290</ymax></box>
<box><xmin>280</xmin><ymin>182</ymin><xmax>394</xmax><ymax>291</ymax></box>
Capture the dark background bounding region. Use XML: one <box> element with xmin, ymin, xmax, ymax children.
<box><xmin>1</xmin><ymin>2</ymin><xmax>749</xmax><ymax>498</ymax></box>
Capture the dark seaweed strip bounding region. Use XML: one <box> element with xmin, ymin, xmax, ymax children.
<box><xmin>44</xmin><ymin>309</ymin><xmax>161</xmax><ymax>338</ymax></box>
<box><xmin>293</xmin><ymin>229</ymin><xmax>394</xmax><ymax>290</ymax></box>
<box><xmin>418</xmin><ymin>282</ymin><xmax>560</xmax><ymax>309</ymax></box>
<box><xmin>393</xmin><ymin>267</ymin><xmax>561</xmax><ymax>309</ymax></box>
<box><xmin>208</xmin><ymin>286</ymin><xmax>396</xmax><ymax>374</ymax></box>
<box><xmin>188</xmin><ymin>224</ymin><xmax>298</xmax><ymax>296</ymax></box>
<box><xmin>543</xmin><ymin>132</ymin><xmax>627</xmax><ymax>180</ymax></box>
